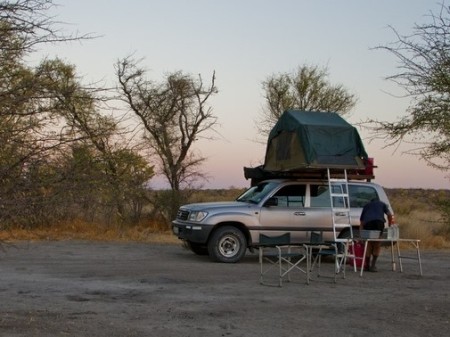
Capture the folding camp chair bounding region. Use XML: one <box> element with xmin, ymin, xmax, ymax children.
<box><xmin>307</xmin><ymin>231</ymin><xmax>350</xmax><ymax>283</ymax></box>
<box><xmin>259</xmin><ymin>233</ymin><xmax>307</xmax><ymax>287</ymax></box>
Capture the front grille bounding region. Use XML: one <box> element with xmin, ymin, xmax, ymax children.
<box><xmin>177</xmin><ymin>209</ymin><xmax>189</xmax><ymax>220</ymax></box>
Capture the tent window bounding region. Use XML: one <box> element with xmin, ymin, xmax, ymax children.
<box><xmin>275</xmin><ymin>132</ymin><xmax>293</xmax><ymax>160</ymax></box>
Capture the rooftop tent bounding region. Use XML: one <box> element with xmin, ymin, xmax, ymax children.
<box><xmin>263</xmin><ymin>110</ymin><xmax>368</xmax><ymax>171</ymax></box>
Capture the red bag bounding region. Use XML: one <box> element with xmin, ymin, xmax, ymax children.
<box><xmin>347</xmin><ymin>241</ymin><xmax>367</xmax><ymax>268</ymax></box>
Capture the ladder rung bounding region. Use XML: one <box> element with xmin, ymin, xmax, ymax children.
<box><xmin>335</xmin><ymin>238</ymin><xmax>354</xmax><ymax>244</ymax></box>
<box><xmin>333</xmin><ymin>208</ymin><xmax>350</xmax><ymax>213</ymax></box>
<box><xmin>329</xmin><ymin>178</ymin><xmax>348</xmax><ymax>182</ymax></box>
<box><xmin>328</xmin><ymin>168</ymin><xmax>353</xmax><ymax>241</ymax></box>
<box><xmin>333</xmin><ymin>223</ymin><xmax>352</xmax><ymax>227</ymax></box>
<box><xmin>330</xmin><ymin>193</ymin><xmax>349</xmax><ymax>198</ymax></box>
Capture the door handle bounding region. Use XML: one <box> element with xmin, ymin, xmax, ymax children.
<box><xmin>294</xmin><ymin>211</ymin><xmax>306</xmax><ymax>216</ymax></box>
<box><xmin>335</xmin><ymin>212</ymin><xmax>347</xmax><ymax>216</ymax></box>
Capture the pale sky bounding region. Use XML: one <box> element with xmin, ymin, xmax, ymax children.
<box><xmin>44</xmin><ymin>0</ymin><xmax>449</xmax><ymax>189</ymax></box>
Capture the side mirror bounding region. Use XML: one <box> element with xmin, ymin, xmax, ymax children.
<box><xmin>264</xmin><ymin>197</ymin><xmax>278</xmax><ymax>207</ymax></box>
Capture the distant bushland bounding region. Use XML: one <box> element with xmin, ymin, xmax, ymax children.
<box><xmin>1</xmin><ymin>188</ymin><xmax>449</xmax><ymax>249</ymax></box>
<box><xmin>386</xmin><ymin>188</ymin><xmax>450</xmax><ymax>248</ymax></box>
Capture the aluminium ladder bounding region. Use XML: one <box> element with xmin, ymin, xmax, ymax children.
<box><xmin>327</xmin><ymin>168</ymin><xmax>357</xmax><ymax>274</ymax></box>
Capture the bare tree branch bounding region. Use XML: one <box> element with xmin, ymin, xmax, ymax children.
<box><xmin>369</xmin><ymin>3</ymin><xmax>450</xmax><ymax>171</ymax></box>
<box><xmin>116</xmin><ymin>56</ymin><xmax>218</xmax><ymax>192</ymax></box>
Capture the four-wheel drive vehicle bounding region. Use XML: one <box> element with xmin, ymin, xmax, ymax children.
<box><xmin>172</xmin><ymin>179</ymin><xmax>394</xmax><ymax>263</ymax></box>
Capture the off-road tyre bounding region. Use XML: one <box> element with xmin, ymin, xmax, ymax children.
<box><xmin>207</xmin><ymin>226</ymin><xmax>247</xmax><ymax>263</ymax></box>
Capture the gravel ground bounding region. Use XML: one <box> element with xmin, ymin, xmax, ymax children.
<box><xmin>0</xmin><ymin>240</ymin><xmax>449</xmax><ymax>337</ymax></box>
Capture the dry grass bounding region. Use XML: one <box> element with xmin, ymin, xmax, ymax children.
<box><xmin>0</xmin><ymin>220</ymin><xmax>179</xmax><ymax>245</ymax></box>
<box><xmin>387</xmin><ymin>189</ymin><xmax>450</xmax><ymax>249</ymax></box>
<box><xmin>1</xmin><ymin>188</ymin><xmax>448</xmax><ymax>249</ymax></box>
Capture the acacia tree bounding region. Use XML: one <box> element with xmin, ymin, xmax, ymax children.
<box><xmin>374</xmin><ymin>4</ymin><xmax>450</xmax><ymax>172</ymax></box>
<box><xmin>257</xmin><ymin>64</ymin><xmax>357</xmax><ymax>138</ymax></box>
<box><xmin>0</xmin><ymin>1</ymin><xmax>154</xmax><ymax>227</ymax></box>
<box><xmin>116</xmin><ymin>56</ymin><xmax>218</xmax><ymax>221</ymax></box>
<box><xmin>0</xmin><ymin>0</ymin><xmax>89</xmax><ymax>226</ymax></box>
<box><xmin>116</xmin><ymin>57</ymin><xmax>218</xmax><ymax>191</ymax></box>
<box><xmin>0</xmin><ymin>0</ymin><xmax>84</xmax><ymax>50</ymax></box>
<box><xmin>39</xmin><ymin>58</ymin><xmax>155</xmax><ymax>223</ymax></box>
<box><xmin>373</xmin><ymin>4</ymin><xmax>450</xmax><ymax>233</ymax></box>
<box><xmin>0</xmin><ymin>0</ymin><xmax>92</xmax><ymax>182</ymax></box>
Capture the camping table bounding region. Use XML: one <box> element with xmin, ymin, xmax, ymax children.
<box><xmin>303</xmin><ymin>242</ymin><xmax>332</xmax><ymax>284</ymax></box>
<box><xmin>359</xmin><ymin>238</ymin><xmax>422</xmax><ymax>277</ymax></box>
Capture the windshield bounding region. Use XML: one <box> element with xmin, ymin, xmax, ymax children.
<box><xmin>236</xmin><ymin>182</ymin><xmax>279</xmax><ymax>204</ymax></box>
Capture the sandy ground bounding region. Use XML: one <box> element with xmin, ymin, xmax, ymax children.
<box><xmin>0</xmin><ymin>240</ymin><xmax>449</xmax><ymax>337</ymax></box>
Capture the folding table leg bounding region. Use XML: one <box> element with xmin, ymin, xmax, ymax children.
<box><xmin>360</xmin><ymin>241</ymin><xmax>368</xmax><ymax>277</ymax></box>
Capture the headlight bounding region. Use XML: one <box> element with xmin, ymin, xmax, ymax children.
<box><xmin>188</xmin><ymin>211</ymin><xmax>208</xmax><ymax>222</ymax></box>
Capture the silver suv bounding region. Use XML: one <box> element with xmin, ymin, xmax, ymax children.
<box><xmin>172</xmin><ymin>179</ymin><xmax>393</xmax><ymax>263</ymax></box>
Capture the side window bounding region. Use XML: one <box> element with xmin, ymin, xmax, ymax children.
<box><xmin>272</xmin><ymin>185</ymin><xmax>306</xmax><ymax>207</ymax></box>
<box><xmin>310</xmin><ymin>184</ymin><xmax>331</xmax><ymax>207</ymax></box>
<box><xmin>310</xmin><ymin>184</ymin><xmax>346</xmax><ymax>207</ymax></box>
<box><xmin>349</xmin><ymin>185</ymin><xmax>379</xmax><ymax>208</ymax></box>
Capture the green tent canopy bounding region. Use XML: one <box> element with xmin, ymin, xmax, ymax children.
<box><xmin>263</xmin><ymin>110</ymin><xmax>368</xmax><ymax>171</ymax></box>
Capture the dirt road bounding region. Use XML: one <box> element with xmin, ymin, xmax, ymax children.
<box><xmin>0</xmin><ymin>241</ymin><xmax>449</xmax><ymax>337</ymax></box>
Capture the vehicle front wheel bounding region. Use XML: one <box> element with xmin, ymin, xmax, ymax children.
<box><xmin>207</xmin><ymin>226</ymin><xmax>247</xmax><ymax>263</ymax></box>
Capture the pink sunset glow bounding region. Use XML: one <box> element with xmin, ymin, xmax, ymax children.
<box><xmin>46</xmin><ymin>1</ymin><xmax>449</xmax><ymax>190</ymax></box>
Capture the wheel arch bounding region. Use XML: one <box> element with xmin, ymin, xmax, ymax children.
<box><xmin>338</xmin><ymin>226</ymin><xmax>360</xmax><ymax>239</ymax></box>
<box><xmin>208</xmin><ymin>221</ymin><xmax>251</xmax><ymax>246</ymax></box>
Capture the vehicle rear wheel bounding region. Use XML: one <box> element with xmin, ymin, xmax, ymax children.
<box><xmin>337</xmin><ymin>229</ymin><xmax>355</xmax><ymax>253</ymax></box>
<box><xmin>338</xmin><ymin>228</ymin><xmax>355</xmax><ymax>239</ymax></box>
<box><xmin>207</xmin><ymin>226</ymin><xmax>247</xmax><ymax>263</ymax></box>
<box><xmin>185</xmin><ymin>241</ymin><xmax>209</xmax><ymax>256</ymax></box>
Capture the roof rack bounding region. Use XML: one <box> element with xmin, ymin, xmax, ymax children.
<box><xmin>243</xmin><ymin>164</ymin><xmax>376</xmax><ymax>186</ymax></box>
